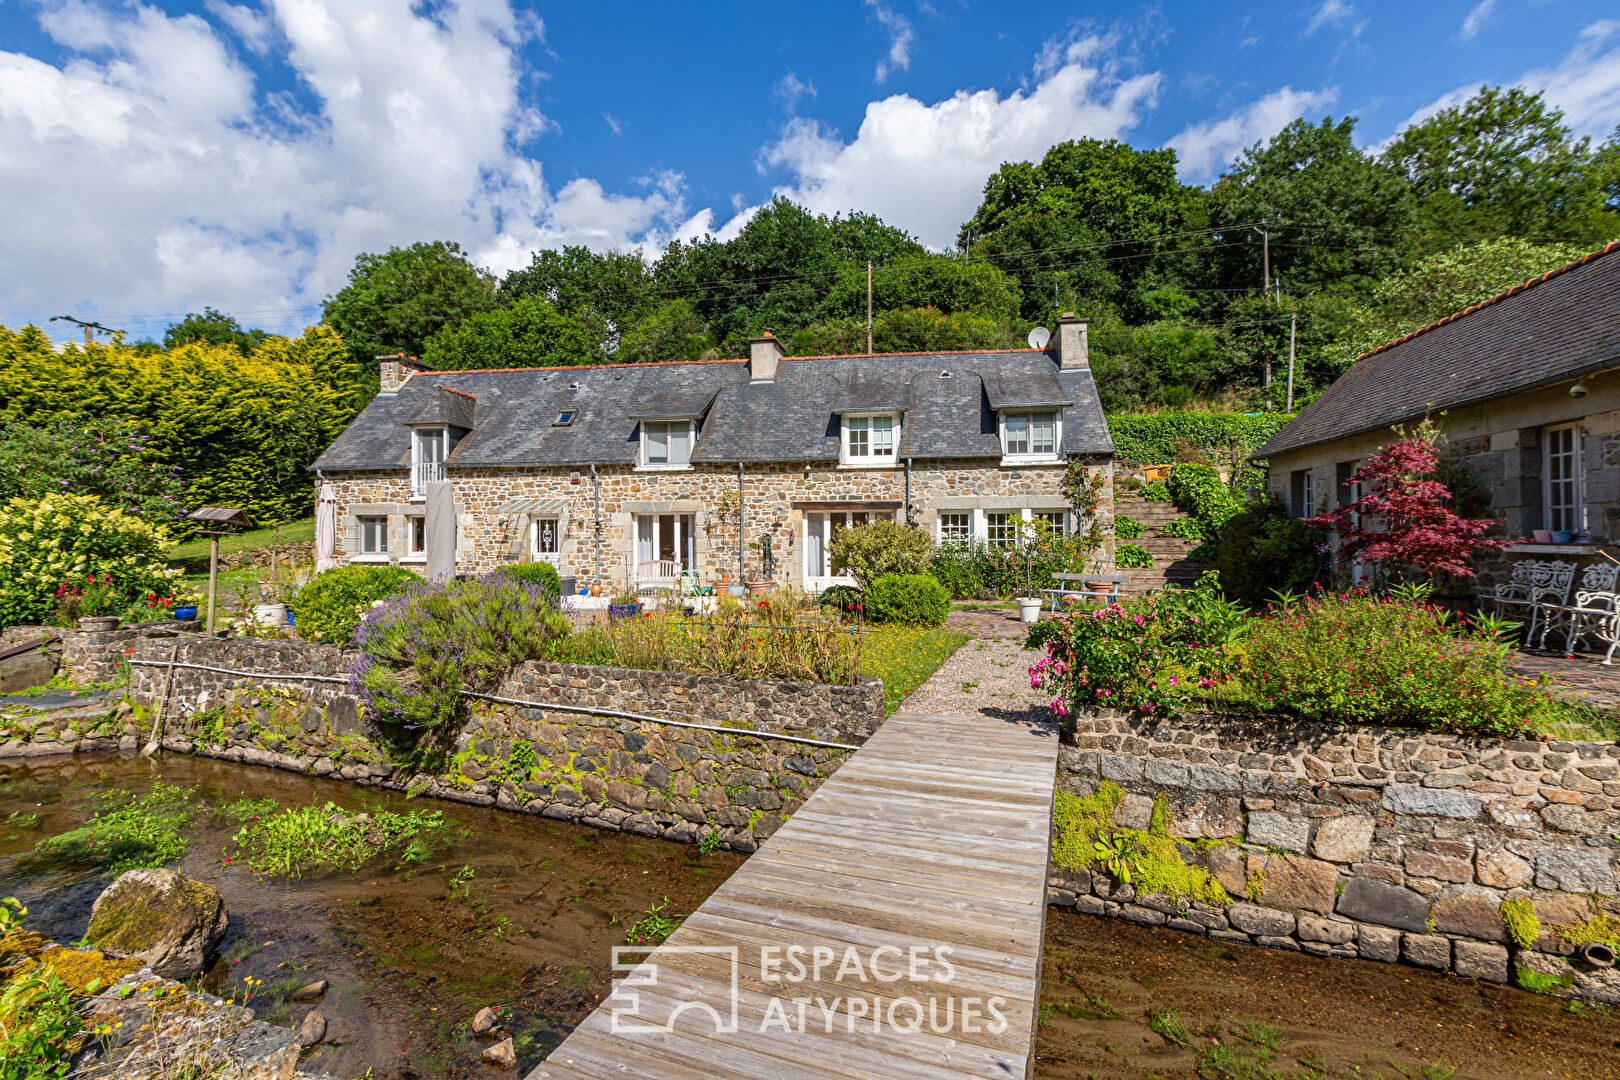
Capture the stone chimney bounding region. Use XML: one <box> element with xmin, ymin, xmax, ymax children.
<box><xmin>377</xmin><ymin>352</ymin><xmax>434</xmax><ymax>394</ymax></box>
<box><xmin>748</xmin><ymin>331</ymin><xmax>786</xmax><ymax>383</ymax></box>
<box><xmin>1055</xmin><ymin>313</ymin><xmax>1088</xmax><ymax>369</ymax></box>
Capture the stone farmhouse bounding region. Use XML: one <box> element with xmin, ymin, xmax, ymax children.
<box><xmin>1256</xmin><ymin>240</ymin><xmax>1620</xmax><ymax>590</ymax></box>
<box><xmin>311</xmin><ymin>315</ymin><xmax>1114</xmax><ymax>593</ymax></box>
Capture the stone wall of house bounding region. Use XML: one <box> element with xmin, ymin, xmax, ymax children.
<box><xmin>1263</xmin><ymin>369</ymin><xmax>1620</xmax><ymax>596</ymax></box>
<box><xmin>115</xmin><ymin>636</ymin><xmax>865</xmax><ymax>853</ymax></box>
<box><xmin>1047</xmin><ymin>710</ymin><xmax>1620</xmax><ymax>1002</ymax></box>
<box><xmin>322</xmin><ymin>455</ymin><xmax>1113</xmax><ymax>591</ymax></box>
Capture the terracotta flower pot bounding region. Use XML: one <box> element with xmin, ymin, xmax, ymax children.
<box><xmin>744</xmin><ymin>580</ymin><xmax>771</xmax><ymax>595</ymax></box>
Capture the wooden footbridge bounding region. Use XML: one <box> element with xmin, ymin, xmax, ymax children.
<box><xmin>528</xmin><ymin>709</ymin><xmax>1060</xmax><ymax>1080</ymax></box>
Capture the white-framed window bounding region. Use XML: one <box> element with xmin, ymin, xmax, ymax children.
<box><xmin>1544</xmin><ymin>422</ymin><xmax>1583</xmax><ymax>532</ymax></box>
<box><xmin>1304</xmin><ymin>472</ymin><xmax>1315</xmax><ymax>517</ymax></box>
<box><xmin>641</xmin><ymin>420</ymin><xmax>694</xmax><ymax>469</ymax></box>
<box><xmin>635</xmin><ymin>513</ymin><xmax>696</xmax><ymax>571</ymax></box>
<box><xmin>986</xmin><ymin>512</ymin><xmax>1019</xmax><ymax>548</ymax></box>
<box><xmin>1032</xmin><ymin>510</ymin><xmax>1067</xmax><ymax>536</ymax></box>
<box><xmin>411</xmin><ymin>427</ymin><xmax>448</xmax><ymax>496</ymax></box>
<box><xmin>1000</xmin><ymin>410</ymin><xmax>1059</xmax><ymax>461</ymax></box>
<box><xmin>937</xmin><ymin>512</ymin><xmax>973</xmax><ymax>543</ymax></box>
<box><xmin>358</xmin><ymin>516</ymin><xmax>389</xmax><ymax>556</ymax></box>
<box><xmin>805</xmin><ymin>510</ymin><xmax>893</xmax><ymax>586</ymax></box>
<box><xmin>841</xmin><ymin>413</ymin><xmax>899</xmax><ymax>465</ymax></box>
<box><xmin>405</xmin><ymin>516</ymin><xmax>426</xmax><ymax>558</ymax></box>
<box><xmin>531</xmin><ymin>516</ymin><xmax>561</xmax><ymax>564</ymax></box>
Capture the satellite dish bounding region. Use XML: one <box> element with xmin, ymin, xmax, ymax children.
<box><xmin>1027</xmin><ymin>326</ymin><xmax>1051</xmax><ymax>350</ymax></box>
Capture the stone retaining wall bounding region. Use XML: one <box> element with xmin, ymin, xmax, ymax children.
<box><xmin>1047</xmin><ymin>710</ymin><xmax>1620</xmax><ymax>1002</ymax></box>
<box><xmin>117</xmin><ymin>636</ymin><xmax>867</xmax><ymax>853</ymax></box>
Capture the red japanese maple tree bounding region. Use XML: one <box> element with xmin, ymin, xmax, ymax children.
<box><xmin>1305</xmin><ymin>436</ymin><xmax>1510</xmax><ymax>579</ymax></box>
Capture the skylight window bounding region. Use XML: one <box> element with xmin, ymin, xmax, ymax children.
<box><xmin>553</xmin><ymin>411</ymin><xmax>575</xmax><ymax>426</ymax></box>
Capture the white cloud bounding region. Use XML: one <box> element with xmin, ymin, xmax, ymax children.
<box><xmin>205</xmin><ymin>0</ymin><xmax>277</xmax><ymax>55</ymax></box>
<box><xmin>1387</xmin><ymin>20</ymin><xmax>1620</xmax><ymax>144</ymax></box>
<box><xmin>602</xmin><ymin>112</ymin><xmax>623</xmax><ymax>135</ymax></box>
<box><xmin>1459</xmin><ymin>0</ymin><xmax>1496</xmax><ymax>42</ymax></box>
<box><xmin>759</xmin><ymin>35</ymin><xmax>1159</xmax><ymax>249</ymax></box>
<box><xmin>1167</xmin><ymin>86</ymin><xmax>1339</xmax><ymax>181</ymax></box>
<box><xmin>1305</xmin><ymin>0</ymin><xmax>1356</xmax><ymax>36</ymax></box>
<box><xmin>774</xmin><ymin>72</ymin><xmax>816</xmax><ymax>113</ymax></box>
<box><xmin>864</xmin><ymin>0</ymin><xmax>914</xmax><ymax>84</ymax></box>
<box><xmin>0</xmin><ymin>0</ymin><xmax>698</xmax><ymax>340</ymax></box>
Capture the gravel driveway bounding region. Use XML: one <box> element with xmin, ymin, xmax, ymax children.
<box><xmin>900</xmin><ymin>635</ymin><xmax>1056</xmax><ymax>723</ymax></box>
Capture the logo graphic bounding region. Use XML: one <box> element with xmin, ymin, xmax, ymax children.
<box><xmin>609</xmin><ymin>945</ymin><xmax>741</xmax><ymax>1035</ymax></box>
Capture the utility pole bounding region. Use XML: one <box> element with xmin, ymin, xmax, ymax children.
<box><xmin>866</xmin><ymin>261</ymin><xmax>873</xmax><ymax>355</ymax></box>
<box><xmin>1286</xmin><ymin>313</ymin><xmax>1297</xmax><ymax>412</ymax></box>
<box><xmin>1250</xmin><ymin>226</ymin><xmax>1272</xmax><ymax>388</ymax></box>
<box><xmin>49</xmin><ymin>314</ymin><xmax>120</xmax><ymax>347</ymax></box>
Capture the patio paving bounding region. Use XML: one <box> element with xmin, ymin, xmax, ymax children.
<box><xmin>1508</xmin><ymin>649</ymin><xmax>1620</xmax><ymax>708</ymax></box>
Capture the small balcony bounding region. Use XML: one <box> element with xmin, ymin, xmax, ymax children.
<box><xmin>411</xmin><ymin>460</ymin><xmax>445</xmax><ymax>497</ymax></box>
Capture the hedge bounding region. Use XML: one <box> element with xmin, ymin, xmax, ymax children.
<box><xmin>0</xmin><ymin>323</ymin><xmax>358</xmax><ymax>525</ymax></box>
<box><xmin>1105</xmin><ymin>412</ymin><xmax>1293</xmax><ymax>464</ymax></box>
<box><xmin>292</xmin><ymin>564</ymin><xmax>423</xmax><ymax>644</ymax></box>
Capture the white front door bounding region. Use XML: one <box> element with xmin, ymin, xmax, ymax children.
<box><xmin>803</xmin><ymin>510</ymin><xmax>889</xmax><ymax>591</ymax></box>
<box><xmin>531</xmin><ymin>516</ymin><xmax>561</xmax><ymax>566</ymax></box>
<box><xmin>634</xmin><ymin>514</ymin><xmax>695</xmax><ymax>571</ymax></box>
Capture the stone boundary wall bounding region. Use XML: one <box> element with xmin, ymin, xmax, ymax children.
<box><xmin>2</xmin><ymin>622</ymin><xmax>212</xmax><ymax>686</ymax></box>
<box><xmin>1047</xmin><ymin>711</ymin><xmax>1620</xmax><ymax>1003</ymax></box>
<box><xmin>111</xmin><ymin>636</ymin><xmax>866</xmax><ymax>853</ymax></box>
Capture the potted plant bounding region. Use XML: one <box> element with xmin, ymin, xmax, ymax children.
<box><xmin>607</xmin><ymin>586</ymin><xmax>643</xmax><ymax>621</ymax></box>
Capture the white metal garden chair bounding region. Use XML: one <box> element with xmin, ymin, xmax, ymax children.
<box><xmin>1539</xmin><ymin>562</ymin><xmax>1620</xmax><ymax>655</ymax></box>
<box><xmin>1494</xmin><ymin>559</ymin><xmax>1576</xmax><ymax>647</ymax></box>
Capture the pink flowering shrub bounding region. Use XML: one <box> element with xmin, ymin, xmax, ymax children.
<box><xmin>1029</xmin><ymin>577</ymin><xmax>1242</xmax><ymax>716</ymax></box>
<box><xmin>1243</xmin><ymin>592</ymin><xmax>1544</xmax><ymax>736</ymax></box>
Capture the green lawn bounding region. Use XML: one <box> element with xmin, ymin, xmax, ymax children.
<box><xmin>164</xmin><ymin>519</ymin><xmax>314</xmax><ymax>564</ymax></box>
<box><xmin>860</xmin><ymin>627</ymin><xmax>970</xmax><ymax>715</ymax></box>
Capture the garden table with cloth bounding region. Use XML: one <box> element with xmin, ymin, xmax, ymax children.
<box><xmin>1043</xmin><ymin>573</ymin><xmax>1126</xmax><ymax>612</ymax></box>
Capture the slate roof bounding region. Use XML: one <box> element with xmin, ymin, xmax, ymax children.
<box><xmin>313</xmin><ymin>348</ymin><xmax>1113</xmax><ymax>472</ymax></box>
<box><xmin>1256</xmin><ymin>241</ymin><xmax>1620</xmax><ymax>459</ymax></box>
<box><xmin>406</xmin><ymin>386</ymin><xmax>477</xmax><ymax>429</ymax></box>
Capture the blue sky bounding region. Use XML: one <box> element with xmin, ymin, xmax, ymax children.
<box><xmin>2</xmin><ymin>1</ymin><xmax>1616</xmax><ymax>343</ymax></box>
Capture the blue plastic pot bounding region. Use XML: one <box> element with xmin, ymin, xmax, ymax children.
<box><xmin>1551</xmin><ymin>530</ymin><xmax>1574</xmax><ymax>544</ymax></box>
<box><xmin>285</xmin><ymin>609</ymin><xmax>296</xmax><ymax>627</ymax></box>
<box><xmin>607</xmin><ymin>603</ymin><xmax>642</xmax><ymax>622</ymax></box>
<box><xmin>173</xmin><ymin>605</ymin><xmax>198</xmax><ymax>622</ymax></box>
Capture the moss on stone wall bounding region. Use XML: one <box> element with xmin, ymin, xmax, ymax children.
<box><xmin>1051</xmin><ymin>782</ymin><xmax>1229</xmax><ymax>905</ymax></box>
<box><xmin>1500</xmin><ymin>898</ymin><xmax>1541</xmax><ymax>950</ymax></box>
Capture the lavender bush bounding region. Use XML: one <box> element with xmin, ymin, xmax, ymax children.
<box><xmin>350</xmin><ymin>570</ymin><xmax>569</xmax><ymax>732</ymax></box>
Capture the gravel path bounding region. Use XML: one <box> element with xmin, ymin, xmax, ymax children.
<box><xmin>901</xmin><ymin>635</ymin><xmax>1056</xmax><ymax>723</ymax></box>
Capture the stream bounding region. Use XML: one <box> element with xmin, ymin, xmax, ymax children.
<box><xmin>0</xmin><ymin>752</ymin><xmax>743</xmax><ymax>1079</ymax></box>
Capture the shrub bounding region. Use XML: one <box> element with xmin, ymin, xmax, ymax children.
<box><xmin>352</xmin><ymin>571</ymin><xmax>570</xmax><ymax>732</ymax></box>
<box><xmin>1210</xmin><ymin>498</ymin><xmax>1321</xmax><ymax>608</ymax></box>
<box><xmin>1242</xmin><ymin>592</ymin><xmax>1543</xmax><ymax>736</ymax></box>
<box><xmin>929</xmin><ymin>541</ymin><xmax>986</xmax><ymax>599</ymax></box>
<box><xmin>1141</xmin><ymin>483</ymin><xmax>1172</xmax><ymax>502</ymax></box>
<box><xmin>0</xmin><ymin>969</ymin><xmax>82</xmax><ymax>1080</ymax></box>
<box><xmin>558</xmin><ymin>592</ymin><xmax>859</xmax><ymax>684</ymax></box>
<box><xmin>1113</xmin><ymin>515</ymin><xmax>1143</xmax><ymax>540</ymax></box>
<box><xmin>1305</xmin><ymin>430</ymin><xmax>1510</xmax><ymax>581</ymax></box>
<box><xmin>0</xmin><ymin>493</ymin><xmax>178</xmax><ymax>626</ymax></box>
<box><xmin>292</xmin><ymin>564</ymin><xmax>422</xmax><ymax>644</ymax></box>
<box><xmin>1115</xmin><ymin>544</ymin><xmax>1153</xmax><ymax>569</ymax></box>
<box><xmin>1029</xmin><ymin>576</ymin><xmax>1243</xmax><ymax>715</ymax></box>
<box><xmin>0</xmin><ymin>415</ymin><xmax>187</xmax><ymax>524</ymax></box>
<box><xmin>1166</xmin><ymin>463</ymin><xmax>1241</xmax><ymax>530</ymax></box>
<box><xmin>503</xmin><ymin>560</ymin><xmax>562</xmax><ymax>601</ymax></box>
<box><xmin>817</xmin><ymin>584</ymin><xmax>865</xmax><ymax>618</ymax></box>
<box><xmin>863</xmin><ymin>574</ymin><xmax>950</xmax><ymax>627</ymax></box>
<box><xmin>829</xmin><ymin>520</ymin><xmax>932</xmax><ymax>590</ymax></box>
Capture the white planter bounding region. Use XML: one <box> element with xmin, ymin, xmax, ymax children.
<box><xmin>252</xmin><ymin>602</ymin><xmax>288</xmax><ymax>628</ymax></box>
<box><xmin>1017</xmin><ymin>597</ymin><xmax>1043</xmax><ymax>624</ymax></box>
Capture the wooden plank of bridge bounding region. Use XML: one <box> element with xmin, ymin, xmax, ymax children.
<box><xmin>528</xmin><ymin>709</ymin><xmax>1059</xmax><ymax>1080</ymax></box>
